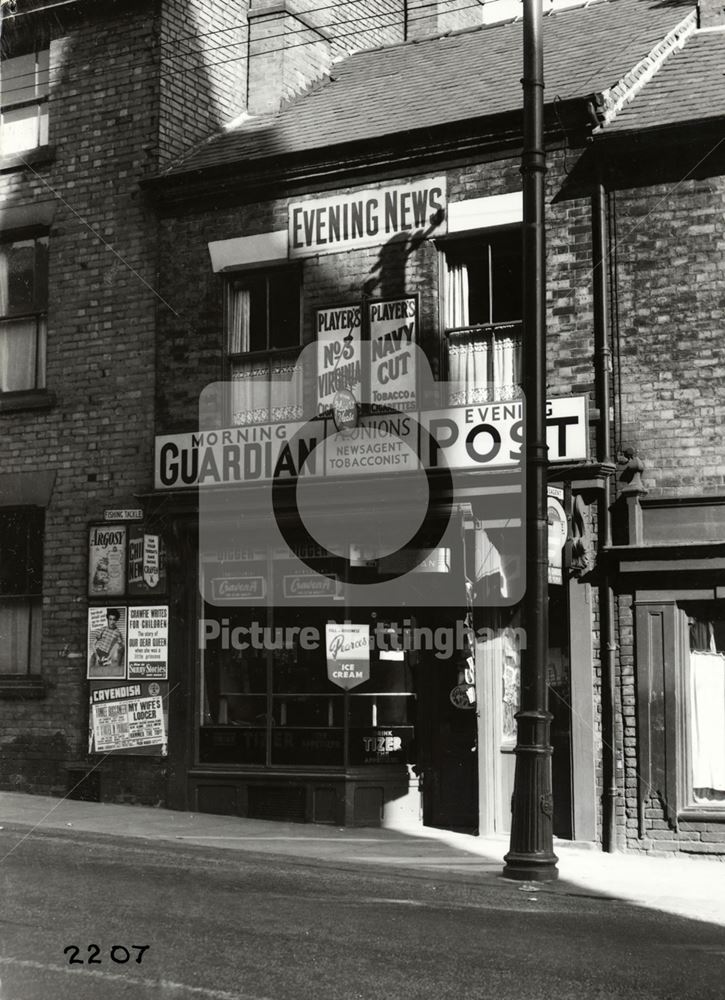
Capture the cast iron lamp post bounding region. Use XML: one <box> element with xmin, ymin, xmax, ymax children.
<box><xmin>502</xmin><ymin>0</ymin><xmax>559</xmax><ymax>882</ymax></box>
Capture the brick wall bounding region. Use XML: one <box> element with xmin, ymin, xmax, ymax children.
<box><xmin>0</xmin><ymin>2</ymin><xmax>158</xmax><ymax>801</ymax></box>
<box><xmin>158</xmin><ymin>0</ymin><xmax>249</xmax><ymax>166</ymax></box>
<box><xmin>407</xmin><ymin>0</ymin><xmax>486</xmax><ymax>39</ymax></box>
<box><xmin>612</xmin><ymin>176</ymin><xmax>725</xmax><ymax>498</ymax></box>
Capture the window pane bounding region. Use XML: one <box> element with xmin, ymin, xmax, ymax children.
<box><xmin>491</xmin><ymin>230</ymin><xmax>522</xmax><ymax>323</ymax></box>
<box><xmin>0</xmin><ymin>317</ymin><xmax>38</xmax><ymax>391</ymax></box>
<box><xmin>269</xmin><ymin>275</ymin><xmax>299</xmax><ymax>350</ymax></box>
<box><xmin>0</xmin><ymin>510</ymin><xmax>43</xmax><ymax>595</ymax></box>
<box><xmin>246</xmin><ymin>274</ymin><xmax>268</xmax><ymax>353</ymax></box>
<box><xmin>1</xmin><ymin>105</ymin><xmax>39</xmax><ymax>154</ymax></box>
<box><xmin>0</xmin><ymin>240</ymin><xmax>35</xmax><ymax>314</ymax></box>
<box><xmin>0</xmin><ymin>52</ymin><xmax>37</xmax><ymax>106</ymax></box>
<box><xmin>446</xmin><ymin>242</ymin><xmax>490</xmax><ymax>326</ymax></box>
<box><xmin>0</xmin><ymin>597</ymin><xmax>41</xmax><ymax>674</ymax></box>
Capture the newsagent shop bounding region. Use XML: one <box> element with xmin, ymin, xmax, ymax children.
<box><xmin>143</xmin><ymin>162</ymin><xmax>602</xmax><ymax>836</ymax></box>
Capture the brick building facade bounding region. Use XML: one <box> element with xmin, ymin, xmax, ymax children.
<box><xmin>3</xmin><ymin>0</ymin><xmax>725</xmax><ymax>856</ymax></box>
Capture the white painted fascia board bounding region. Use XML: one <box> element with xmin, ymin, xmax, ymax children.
<box><xmin>208</xmin><ymin>230</ymin><xmax>288</xmax><ymax>273</ymax></box>
<box><xmin>447</xmin><ymin>192</ymin><xmax>523</xmax><ymax>233</ymax></box>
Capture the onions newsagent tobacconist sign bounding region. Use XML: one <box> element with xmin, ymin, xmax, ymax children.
<box><xmin>288</xmin><ymin>178</ymin><xmax>447</xmax><ymax>257</ymax></box>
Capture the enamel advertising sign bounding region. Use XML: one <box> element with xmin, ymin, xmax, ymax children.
<box><xmin>368</xmin><ymin>297</ymin><xmax>418</xmax><ymax>412</ymax></box>
<box><xmin>326</xmin><ymin>623</ymin><xmax>370</xmax><ymax>691</ymax></box>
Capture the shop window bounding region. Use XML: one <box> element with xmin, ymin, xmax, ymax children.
<box><xmin>198</xmin><ymin>550</ymin><xmax>417</xmax><ymax>769</ymax></box>
<box><xmin>687</xmin><ymin>609</ymin><xmax>725</xmax><ymax>806</ymax></box>
<box><xmin>0</xmin><ymin>48</ymin><xmax>50</xmax><ymax>155</ymax></box>
<box><xmin>225</xmin><ymin>269</ymin><xmax>303</xmax><ymax>426</ymax></box>
<box><xmin>443</xmin><ymin>229</ymin><xmax>522</xmax><ymax>405</ymax></box>
<box><xmin>0</xmin><ymin>509</ymin><xmax>43</xmax><ymax>675</ymax></box>
<box><xmin>0</xmin><ymin>234</ymin><xmax>48</xmax><ymax>392</ymax></box>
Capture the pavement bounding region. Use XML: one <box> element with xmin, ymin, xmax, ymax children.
<box><xmin>2</xmin><ymin>790</ymin><xmax>725</xmax><ymax>928</ymax></box>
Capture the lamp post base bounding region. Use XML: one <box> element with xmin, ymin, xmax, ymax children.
<box><xmin>503</xmin><ymin>709</ymin><xmax>559</xmax><ymax>882</ymax></box>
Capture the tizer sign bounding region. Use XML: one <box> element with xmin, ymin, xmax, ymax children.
<box><xmin>326</xmin><ymin>624</ymin><xmax>370</xmax><ymax>690</ymax></box>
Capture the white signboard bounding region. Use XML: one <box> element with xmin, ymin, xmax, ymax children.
<box><xmin>421</xmin><ymin>397</ymin><xmax>588</xmax><ymax>471</ymax></box>
<box><xmin>368</xmin><ymin>297</ymin><xmax>417</xmax><ymax>412</ymax></box>
<box><xmin>289</xmin><ymin>177</ymin><xmax>447</xmax><ymax>257</ymax></box>
<box><xmin>104</xmin><ymin>509</ymin><xmax>143</xmax><ymax>521</ymax></box>
<box><xmin>156</xmin><ymin>421</ymin><xmax>322</xmax><ymax>489</ymax></box>
<box><xmin>316</xmin><ymin>305</ymin><xmax>362</xmax><ymax>414</ymax></box>
<box><xmin>127</xmin><ymin>606</ymin><xmax>168</xmax><ymax>680</ymax></box>
<box><xmin>155</xmin><ymin>397</ymin><xmax>588</xmax><ymax>488</ymax></box>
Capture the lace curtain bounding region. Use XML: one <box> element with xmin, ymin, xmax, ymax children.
<box><xmin>690</xmin><ymin>650</ymin><xmax>725</xmax><ymax>802</ymax></box>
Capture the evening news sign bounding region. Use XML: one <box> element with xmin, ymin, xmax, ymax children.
<box><xmin>155</xmin><ymin>398</ymin><xmax>587</xmax><ymax>489</ymax></box>
<box><xmin>289</xmin><ymin>178</ymin><xmax>447</xmax><ymax>257</ymax></box>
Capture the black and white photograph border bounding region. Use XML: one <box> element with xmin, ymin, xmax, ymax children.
<box><xmin>1</xmin><ymin>1</ymin><xmax>725</xmax><ymax>998</ymax></box>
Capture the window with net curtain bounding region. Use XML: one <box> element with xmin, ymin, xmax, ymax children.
<box><xmin>226</xmin><ymin>269</ymin><xmax>303</xmax><ymax>426</ymax></box>
<box><xmin>687</xmin><ymin>609</ymin><xmax>725</xmax><ymax>806</ymax></box>
<box><xmin>0</xmin><ymin>509</ymin><xmax>43</xmax><ymax>676</ymax></box>
<box><xmin>0</xmin><ymin>234</ymin><xmax>48</xmax><ymax>393</ymax></box>
<box><xmin>0</xmin><ymin>47</ymin><xmax>50</xmax><ymax>155</ymax></box>
<box><xmin>444</xmin><ymin>228</ymin><xmax>522</xmax><ymax>405</ymax></box>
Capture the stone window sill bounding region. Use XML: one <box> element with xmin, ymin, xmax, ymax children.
<box><xmin>0</xmin><ymin>676</ymin><xmax>46</xmax><ymax>700</ymax></box>
<box><xmin>0</xmin><ymin>389</ymin><xmax>56</xmax><ymax>414</ymax></box>
<box><xmin>0</xmin><ymin>145</ymin><xmax>56</xmax><ymax>174</ymax></box>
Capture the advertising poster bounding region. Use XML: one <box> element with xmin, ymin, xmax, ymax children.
<box><xmin>127</xmin><ymin>605</ymin><xmax>169</xmax><ymax>680</ymax></box>
<box><xmin>368</xmin><ymin>297</ymin><xmax>418</xmax><ymax>412</ymax></box>
<box><xmin>88</xmin><ymin>524</ymin><xmax>127</xmax><ymax>598</ymax></box>
<box><xmin>128</xmin><ymin>527</ymin><xmax>167</xmax><ymax>595</ymax></box>
<box><xmin>88</xmin><ymin>679</ymin><xmax>168</xmax><ymax>756</ymax></box>
<box><xmin>316</xmin><ymin>305</ymin><xmax>362</xmax><ymax>414</ymax></box>
<box><xmin>325</xmin><ymin>623</ymin><xmax>370</xmax><ymax>690</ymax></box>
<box><xmin>87</xmin><ymin>606</ymin><xmax>127</xmax><ymax>680</ymax></box>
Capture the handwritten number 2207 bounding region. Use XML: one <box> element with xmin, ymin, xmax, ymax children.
<box><xmin>64</xmin><ymin>945</ymin><xmax>149</xmax><ymax>965</ymax></box>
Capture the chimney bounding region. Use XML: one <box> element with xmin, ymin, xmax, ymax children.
<box><xmin>698</xmin><ymin>0</ymin><xmax>725</xmax><ymax>26</ymax></box>
<box><xmin>247</xmin><ymin>0</ymin><xmax>331</xmax><ymax>115</ymax></box>
<box><xmin>406</xmin><ymin>0</ymin><xmax>485</xmax><ymax>40</ymax></box>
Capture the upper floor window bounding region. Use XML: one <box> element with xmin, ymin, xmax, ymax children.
<box><xmin>0</xmin><ymin>234</ymin><xmax>48</xmax><ymax>393</ymax></box>
<box><xmin>226</xmin><ymin>268</ymin><xmax>303</xmax><ymax>426</ymax></box>
<box><xmin>0</xmin><ymin>508</ymin><xmax>43</xmax><ymax>676</ymax></box>
<box><xmin>0</xmin><ymin>48</ymin><xmax>50</xmax><ymax>155</ymax></box>
<box><xmin>444</xmin><ymin>229</ymin><xmax>522</xmax><ymax>405</ymax></box>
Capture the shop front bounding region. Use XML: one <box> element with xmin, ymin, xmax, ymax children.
<box><xmin>149</xmin><ymin>374</ymin><xmax>592</xmax><ymax>830</ymax></box>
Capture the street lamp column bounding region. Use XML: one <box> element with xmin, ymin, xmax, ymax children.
<box><xmin>502</xmin><ymin>0</ymin><xmax>559</xmax><ymax>882</ymax></box>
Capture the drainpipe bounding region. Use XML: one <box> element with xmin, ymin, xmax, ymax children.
<box><xmin>592</xmin><ymin>174</ymin><xmax>618</xmax><ymax>853</ymax></box>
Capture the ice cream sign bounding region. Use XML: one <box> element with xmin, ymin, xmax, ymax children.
<box><xmin>325</xmin><ymin>624</ymin><xmax>370</xmax><ymax>690</ymax></box>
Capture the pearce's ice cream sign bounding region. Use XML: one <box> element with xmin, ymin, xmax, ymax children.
<box><xmin>289</xmin><ymin>177</ymin><xmax>447</xmax><ymax>257</ymax></box>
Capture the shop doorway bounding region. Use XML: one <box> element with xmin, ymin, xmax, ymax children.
<box><xmin>423</xmin><ymin>656</ymin><xmax>479</xmax><ymax>832</ymax></box>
